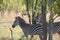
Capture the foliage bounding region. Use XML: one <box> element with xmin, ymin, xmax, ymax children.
<box><xmin>0</xmin><ymin>0</ymin><xmax>60</xmax><ymax>22</ymax></box>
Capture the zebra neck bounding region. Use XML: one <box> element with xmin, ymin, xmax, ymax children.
<box><xmin>19</xmin><ymin>22</ymin><xmax>27</xmax><ymax>28</ymax></box>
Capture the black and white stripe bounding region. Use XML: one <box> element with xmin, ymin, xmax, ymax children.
<box><xmin>31</xmin><ymin>23</ymin><xmax>43</xmax><ymax>35</ymax></box>
<box><xmin>53</xmin><ymin>22</ymin><xmax>60</xmax><ymax>32</ymax></box>
<box><xmin>12</xmin><ymin>16</ymin><xmax>44</xmax><ymax>40</ymax></box>
<box><xmin>32</xmin><ymin>22</ymin><xmax>60</xmax><ymax>35</ymax></box>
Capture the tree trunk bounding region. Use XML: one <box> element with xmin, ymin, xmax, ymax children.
<box><xmin>26</xmin><ymin>0</ymin><xmax>31</xmax><ymax>24</ymax></box>
<box><xmin>41</xmin><ymin>0</ymin><xmax>47</xmax><ymax>40</ymax></box>
<box><xmin>49</xmin><ymin>6</ymin><xmax>53</xmax><ymax>40</ymax></box>
<box><xmin>48</xmin><ymin>0</ymin><xmax>53</xmax><ymax>40</ymax></box>
<box><xmin>49</xmin><ymin>20</ymin><xmax>53</xmax><ymax>40</ymax></box>
<box><xmin>32</xmin><ymin>0</ymin><xmax>38</xmax><ymax>24</ymax></box>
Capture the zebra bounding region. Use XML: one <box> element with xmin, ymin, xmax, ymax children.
<box><xmin>34</xmin><ymin>13</ymin><xmax>60</xmax><ymax>35</ymax></box>
<box><xmin>12</xmin><ymin>16</ymin><xmax>43</xmax><ymax>40</ymax></box>
<box><xmin>34</xmin><ymin>13</ymin><xmax>60</xmax><ymax>39</ymax></box>
<box><xmin>52</xmin><ymin>22</ymin><xmax>60</xmax><ymax>34</ymax></box>
<box><xmin>34</xmin><ymin>13</ymin><xmax>43</xmax><ymax>25</ymax></box>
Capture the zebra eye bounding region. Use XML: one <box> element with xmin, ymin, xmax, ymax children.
<box><xmin>15</xmin><ymin>17</ymin><xmax>17</xmax><ymax>19</ymax></box>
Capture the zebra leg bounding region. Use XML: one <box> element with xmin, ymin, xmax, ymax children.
<box><xmin>58</xmin><ymin>31</ymin><xmax>60</xmax><ymax>39</ymax></box>
<box><xmin>30</xmin><ymin>35</ymin><xmax>34</xmax><ymax>40</ymax></box>
<box><xmin>26</xmin><ymin>35</ymin><xmax>31</xmax><ymax>40</ymax></box>
<box><xmin>26</xmin><ymin>37</ymin><xmax>28</xmax><ymax>40</ymax></box>
<box><xmin>26</xmin><ymin>36</ymin><xmax>28</xmax><ymax>40</ymax></box>
<box><xmin>39</xmin><ymin>35</ymin><xmax>43</xmax><ymax>40</ymax></box>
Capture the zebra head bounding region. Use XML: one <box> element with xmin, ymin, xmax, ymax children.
<box><xmin>12</xmin><ymin>16</ymin><xmax>20</xmax><ymax>28</ymax></box>
<box><xmin>12</xmin><ymin>16</ymin><xmax>26</xmax><ymax>28</ymax></box>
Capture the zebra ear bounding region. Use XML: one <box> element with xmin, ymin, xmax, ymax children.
<box><xmin>15</xmin><ymin>17</ymin><xmax>17</xmax><ymax>19</ymax></box>
<box><xmin>15</xmin><ymin>16</ymin><xmax>20</xmax><ymax>19</ymax></box>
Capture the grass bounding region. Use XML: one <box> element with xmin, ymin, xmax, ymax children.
<box><xmin>0</xmin><ymin>23</ymin><xmax>25</xmax><ymax>40</ymax></box>
<box><xmin>0</xmin><ymin>11</ymin><xmax>25</xmax><ymax>40</ymax></box>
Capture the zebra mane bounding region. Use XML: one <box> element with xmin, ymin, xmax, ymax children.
<box><xmin>15</xmin><ymin>16</ymin><xmax>26</xmax><ymax>23</ymax></box>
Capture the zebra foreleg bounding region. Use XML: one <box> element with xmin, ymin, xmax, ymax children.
<box><xmin>39</xmin><ymin>35</ymin><xmax>43</xmax><ymax>40</ymax></box>
<box><xmin>30</xmin><ymin>35</ymin><xmax>34</xmax><ymax>40</ymax></box>
<box><xmin>26</xmin><ymin>35</ymin><xmax>33</xmax><ymax>40</ymax></box>
<box><xmin>26</xmin><ymin>36</ymin><xmax>28</xmax><ymax>40</ymax></box>
<box><xmin>26</xmin><ymin>35</ymin><xmax>31</xmax><ymax>40</ymax></box>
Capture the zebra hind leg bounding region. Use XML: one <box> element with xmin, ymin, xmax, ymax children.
<box><xmin>58</xmin><ymin>31</ymin><xmax>60</xmax><ymax>38</ymax></box>
<box><xmin>58</xmin><ymin>31</ymin><xmax>60</xmax><ymax>35</ymax></box>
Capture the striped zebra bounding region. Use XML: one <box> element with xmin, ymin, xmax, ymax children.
<box><xmin>52</xmin><ymin>22</ymin><xmax>60</xmax><ymax>34</ymax></box>
<box><xmin>12</xmin><ymin>16</ymin><xmax>43</xmax><ymax>40</ymax></box>
<box><xmin>35</xmin><ymin>13</ymin><xmax>60</xmax><ymax>35</ymax></box>
<box><xmin>34</xmin><ymin>13</ymin><xmax>42</xmax><ymax>24</ymax></box>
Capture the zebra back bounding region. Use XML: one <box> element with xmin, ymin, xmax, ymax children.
<box><xmin>31</xmin><ymin>24</ymin><xmax>43</xmax><ymax>35</ymax></box>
